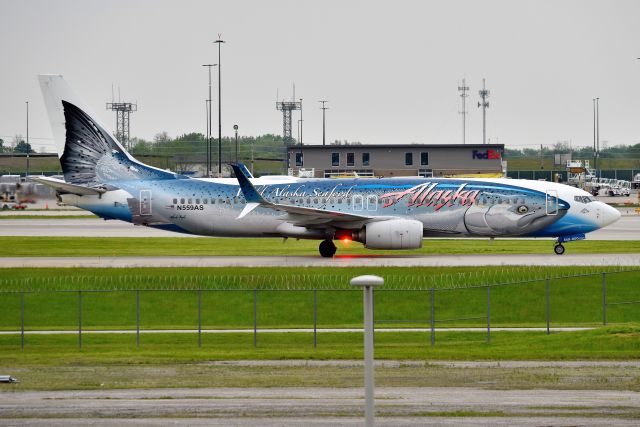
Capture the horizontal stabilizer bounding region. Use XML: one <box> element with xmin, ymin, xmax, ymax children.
<box><xmin>30</xmin><ymin>176</ymin><xmax>106</xmax><ymax>196</ymax></box>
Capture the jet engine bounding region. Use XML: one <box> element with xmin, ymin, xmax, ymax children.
<box><xmin>354</xmin><ymin>219</ymin><xmax>423</xmax><ymax>249</ymax></box>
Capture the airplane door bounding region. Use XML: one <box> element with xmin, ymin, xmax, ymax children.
<box><xmin>366</xmin><ymin>195</ymin><xmax>378</xmax><ymax>211</ymax></box>
<box><xmin>545</xmin><ymin>190</ymin><xmax>558</xmax><ymax>215</ymax></box>
<box><xmin>140</xmin><ymin>190</ymin><xmax>152</xmax><ymax>216</ymax></box>
<box><xmin>352</xmin><ymin>195</ymin><xmax>364</xmax><ymax>211</ymax></box>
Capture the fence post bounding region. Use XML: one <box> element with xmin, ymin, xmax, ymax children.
<box><xmin>253</xmin><ymin>289</ymin><xmax>257</xmax><ymax>348</ymax></box>
<box><xmin>430</xmin><ymin>288</ymin><xmax>435</xmax><ymax>346</ymax></box>
<box><xmin>487</xmin><ymin>287</ymin><xmax>491</xmax><ymax>344</ymax></box>
<box><xmin>20</xmin><ymin>292</ymin><xmax>24</xmax><ymax>351</ymax></box>
<box><xmin>136</xmin><ymin>290</ymin><xmax>140</xmax><ymax>347</ymax></box>
<box><xmin>78</xmin><ymin>290</ymin><xmax>82</xmax><ymax>350</ymax></box>
<box><xmin>313</xmin><ymin>289</ymin><xmax>317</xmax><ymax>348</ymax></box>
<box><xmin>198</xmin><ymin>289</ymin><xmax>202</xmax><ymax>348</ymax></box>
<box><xmin>545</xmin><ymin>277</ymin><xmax>550</xmax><ymax>335</ymax></box>
<box><xmin>602</xmin><ymin>272</ymin><xmax>607</xmax><ymax>326</ymax></box>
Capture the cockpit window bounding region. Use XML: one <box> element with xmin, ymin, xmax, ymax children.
<box><xmin>574</xmin><ymin>195</ymin><xmax>594</xmax><ymax>204</ymax></box>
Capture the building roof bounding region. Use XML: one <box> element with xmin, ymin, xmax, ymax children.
<box><xmin>287</xmin><ymin>143</ymin><xmax>504</xmax><ymax>150</ymax></box>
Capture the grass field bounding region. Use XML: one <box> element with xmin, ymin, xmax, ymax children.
<box><xmin>2</xmin><ymin>236</ymin><xmax>640</xmax><ymax>257</ymax></box>
<box><xmin>1</xmin><ymin>267</ymin><xmax>638</xmax><ymax>331</ymax></box>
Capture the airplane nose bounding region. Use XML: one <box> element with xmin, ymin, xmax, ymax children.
<box><xmin>600</xmin><ymin>203</ymin><xmax>621</xmax><ymax>227</ymax></box>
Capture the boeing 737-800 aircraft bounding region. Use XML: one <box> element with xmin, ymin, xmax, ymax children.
<box><xmin>35</xmin><ymin>75</ymin><xmax>620</xmax><ymax>257</ymax></box>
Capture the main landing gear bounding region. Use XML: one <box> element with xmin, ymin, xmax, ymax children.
<box><xmin>554</xmin><ymin>241</ymin><xmax>565</xmax><ymax>255</ymax></box>
<box><xmin>319</xmin><ymin>239</ymin><xmax>337</xmax><ymax>258</ymax></box>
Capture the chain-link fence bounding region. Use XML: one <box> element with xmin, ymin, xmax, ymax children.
<box><xmin>1</xmin><ymin>269</ymin><xmax>638</xmax><ymax>350</ymax></box>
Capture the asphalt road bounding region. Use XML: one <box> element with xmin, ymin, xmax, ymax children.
<box><xmin>2</xmin><ymin>253</ymin><xmax>639</xmax><ymax>267</ymax></box>
<box><xmin>1</xmin><ymin>386</ymin><xmax>638</xmax><ymax>426</ymax></box>
<box><xmin>0</xmin><ymin>215</ymin><xmax>638</xmax><ymax>239</ymax></box>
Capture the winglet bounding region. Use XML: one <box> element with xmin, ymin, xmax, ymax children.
<box><xmin>231</xmin><ymin>163</ymin><xmax>265</xmax><ymax>204</ymax></box>
<box><xmin>231</xmin><ymin>163</ymin><xmax>269</xmax><ymax>219</ymax></box>
<box><xmin>237</xmin><ymin>163</ymin><xmax>254</xmax><ymax>179</ymax></box>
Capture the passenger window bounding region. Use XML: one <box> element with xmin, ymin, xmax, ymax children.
<box><xmin>188</xmin><ymin>199</ymin><xmax>192</xmax><ymax>204</ymax></box>
<box><xmin>173</xmin><ymin>198</ymin><xmax>177</xmax><ymax>204</ymax></box>
<box><xmin>180</xmin><ymin>198</ymin><xmax>185</xmax><ymax>204</ymax></box>
<box><xmin>196</xmin><ymin>198</ymin><xmax>200</xmax><ymax>204</ymax></box>
<box><xmin>203</xmin><ymin>199</ymin><xmax>208</xmax><ymax>204</ymax></box>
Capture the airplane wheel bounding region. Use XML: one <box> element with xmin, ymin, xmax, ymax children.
<box><xmin>319</xmin><ymin>240</ymin><xmax>337</xmax><ymax>258</ymax></box>
<box><xmin>554</xmin><ymin>244</ymin><xmax>565</xmax><ymax>255</ymax></box>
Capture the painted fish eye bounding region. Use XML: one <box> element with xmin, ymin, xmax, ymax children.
<box><xmin>517</xmin><ymin>205</ymin><xmax>529</xmax><ymax>214</ymax></box>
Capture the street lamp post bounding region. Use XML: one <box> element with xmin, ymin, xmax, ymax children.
<box><xmin>233</xmin><ymin>124</ymin><xmax>239</xmax><ymax>163</ymax></box>
<box><xmin>202</xmin><ymin>64</ymin><xmax>217</xmax><ymax>177</ymax></box>
<box><xmin>25</xmin><ymin>101</ymin><xmax>29</xmax><ymax>177</ymax></box>
<box><xmin>214</xmin><ymin>36</ymin><xmax>225</xmax><ymax>176</ymax></box>
<box><xmin>350</xmin><ymin>275</ymin><xmax>384</xmax><ymax>427</ymax></box>
<box><xmin>319</xmin><ymin>100</ymin><xmax>328</xmax><ymax>146</ymax></box>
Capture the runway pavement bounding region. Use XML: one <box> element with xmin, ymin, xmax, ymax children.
<box><xmin>0</xmin><ymin>214</ymin><xmax>639</xmax><ymax>239</ymax></box>
<box><xmin>2</xmin><ymin>253</ymin><xmax>640</xmax><ymax>267</ymax></box>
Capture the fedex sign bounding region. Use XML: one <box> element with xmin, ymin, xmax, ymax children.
<box><xmin>472</xmin><ymin>149</ymin><xmax>501</xmax><ymax>160</ymax></box>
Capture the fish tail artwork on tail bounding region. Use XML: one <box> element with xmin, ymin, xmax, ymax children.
<box><xmin>38</xmin><ymin>74</ymin><xmax>179</xmax><ymax>188</ymax></box>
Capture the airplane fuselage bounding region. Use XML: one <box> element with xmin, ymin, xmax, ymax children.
<box><xmin>62</xmin><ymin>176</ymin><xmax>619</xmax><ymax>241</ymax></box>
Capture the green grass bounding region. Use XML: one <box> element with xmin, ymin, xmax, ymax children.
<box><xmin>0</xmin><ymin>267</ymin><xmax>638</xmax><ymax>330</ymax></box>
<box><xmin>1</xmin><ymin>327</ymin><xmax>639</xmax><ymax>367</ymax></box>
<box><xmin>2</xmin><ymin>236</ymin><xmax>640</xmax><ymax>257</ymax></box>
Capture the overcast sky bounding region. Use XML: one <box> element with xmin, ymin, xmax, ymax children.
<box><xmin>1</xmin><ymin>0</ymin><xmax>639</xmax><ymax>152</ymax></box>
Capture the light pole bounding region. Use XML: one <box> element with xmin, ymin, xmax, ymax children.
<box><xmin>233</xmin><ymin>124</ymin><xmax>239</xmax><ymax>163</ymax></box>
<box><xmin>593</xmin><ymin>98</ymin><xmax>596</xmax><ymax>180</ymax></box>
<box><xmin>299</xmin><ymin>98</ymin><xmax>303</xmax><ymax>145</ymax></box>
<box><xmin>319</xmin><ymin>100</ymin><xmax>328</xmax><ymax>146</ymax></box>
<box><xmin>214</xmin><ymin>36</ymin><xmax>225</xmax><ymax>176</ymax></box>
<box><xmin>202</xmin><ymin>64</ymin><xmax>217</xmax><ymax>177</ymax></box>
<box><xmin>25</xmin><ymin>101</ymin><xmax>29</xmax><ymax>177</ymax></box>
<box><xmin>350</xmin><ymin>275</ymin><xmax>384</xmax><ymax>427</ymax></box>
<box><xmin>596</xmin><ymin>97</ymin><xmax>600</xmax><ymax>180</ymax></box>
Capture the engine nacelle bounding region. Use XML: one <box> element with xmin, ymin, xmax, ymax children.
<box><xmin>356</xmin><ymin>219</ymin><xmax>423</xmax><ymax>250</ymax></box>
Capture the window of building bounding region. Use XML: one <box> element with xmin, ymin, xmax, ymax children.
<box><xmin>421</xmin><ymin>152</ymin><xmax>429</xmax><ymax>166</ymax></box>
<box><xmin>331</xmin><ymin>152</ymin><xmax>340</xmax><ymax>166</ymax></box>
<box><xmin>295</xmin><ymin>152</ymin><xmax>303</xmax><ymax>167</ymax></box>
<box><xmin>347</xmin><ymin>152</ymin><xmax>355</xmax><ymax>166</ymax></box>
<box><xmin>362</xmin><ymin>152</ymin><xmax>370</xmax><ymax>166</ymax></box>
<box><xmin>405</xmin><ymin>152</ymin><xmax>413</xmax><ymax>166</ymax></box>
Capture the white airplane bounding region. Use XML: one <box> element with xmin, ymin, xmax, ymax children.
<box><xmin>35</xmin><ymin>75</ymin><xmax>621</xmax><ymax>257</ymax></box>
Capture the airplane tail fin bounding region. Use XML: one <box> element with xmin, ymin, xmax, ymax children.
<box><xmin>38</xmin><ymin>75</ymin><xmax>178</xmax><ymax>187</ymax></box>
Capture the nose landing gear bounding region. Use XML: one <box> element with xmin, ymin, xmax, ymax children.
<box><xmin>553</xmin><ymin>242</ymin><xmax>565</xmax><ymax>255</ymax></box>
<box><xmin>319</xmin><ymin>239</ymin><xmax>337</xmax><ymax>258</ymax></box>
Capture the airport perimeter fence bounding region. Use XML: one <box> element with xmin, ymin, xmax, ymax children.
<box><xmin>1</xmin><ymin>268</ymin><xmax>639</xmax><ymax>350</ymax></box>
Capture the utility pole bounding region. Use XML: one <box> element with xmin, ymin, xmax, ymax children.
<box><xmin>478</xmin><ymin>78</ymin><xmax>490</xmax><ymax>145</ymax></box>
<box><xmin>202</xmin><ymin>64</ymin><xmax>217</xmax><ymax>177</ymax></box>
<box><xmin>214</xmin><ymin>35</ymin><xmax>225</xmax><ymax>176</ymax></box>
<box><xmin>25</xmin><ymin>101</ymin><xmax>29</xmax><ymax>177</ymax></box>
<box><xmin>319</xmin><ymin>100</ymin><xmax>328</xmax><ymax>146</ymax></box>
<box><xmin>458</xmin><ymin>79</ymin><xmax>469</xmax><ymax>144</ymax></box>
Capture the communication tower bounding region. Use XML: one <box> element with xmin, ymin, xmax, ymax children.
<box><xmin>478</xmin><ymin>78</ymin><xmax>490</xmax><ymax>145</ymax></box>
<box><xmin>457</xmin><ymin>78</ymin><xmax>469</xmax><ymax>144</ymax></box>
<box><xmin>106</xmin><ymin>87</ymin><xmax>137</xmax><ymax>150</ymax></box>
<box><xmin>276</xmin><ymin>99</ymin><xmax>302</xmax><ymax>146</ymax></box>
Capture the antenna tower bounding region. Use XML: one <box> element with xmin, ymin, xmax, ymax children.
<box><xmin>478</xmin><ymin>78</ymin><xmax>490</xmax><ymax>145</ymax></box>
<box><xmin>106</xmin><ymin>88</ymin><xmax>137</xmax><ymax>151</ymax></box>
<box><xmin>458</xmin><ymin>78</ymin><xmax>469</xmax><ymax>144</ymax></box>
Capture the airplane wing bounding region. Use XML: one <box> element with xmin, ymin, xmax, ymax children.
<box><xmin>31</xmin><ymin>176</ymin><xmax>106</xmax><ymax>196</ymax></box>
<box><xmin>231</xmin><ymin>163</ymin><xmax>382</xmax><ymax>227</ymax></box>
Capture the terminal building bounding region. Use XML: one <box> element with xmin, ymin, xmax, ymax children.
<box><xmin>287</xmin><ymin>143</ymin><xmax>505</xmax><ymax>178</ymax></box>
